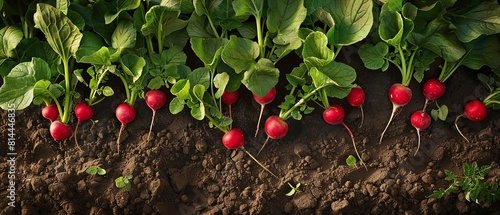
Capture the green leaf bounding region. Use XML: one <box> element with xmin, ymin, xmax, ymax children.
<box><xmin>315</xmin><ymin>61</ymin><xmax>357</xmax><ymax>87</ymax></box>
<box><xmin>103</xmin><ymin>86</ymin><xmax>114</xmax><ymax>97</ymax></box>
<box><xmin>120</xmin><ymin>54</ymin><xmax>146</xmax><ymax>83</ymax></box>
<box><xmin>171</xmin><ymin>79</ymin><xmax>191</xmax><ymax>100</ymax></box>
<box><xmin>56</xmin><ymin>0</ymin><xmax>69</xmax><ymax>15</ymax></box>
<box><xmin>141</xmin><ymin>5</ymin><xmax>188</xmax><ymax>44</ymax></box>
<box><xmin>33</xmin><ymin>80</ymin><xmax>65</xmax><ymax>100</ymax></box>
<box><xmin>211</xmin><ymin>0</ymin><xmax>242</xmax><ymax>31</ymax></box>
<box><xmin>221</xmin><ymin>35</ymin><xmax>259</xmax><ymax>74</ymax></box>
<box><xmin>302</xmin><ymin>31</ymin><xmax>334</xmax><ymax>68</ymax></box>
<box><xmin>214</xmin><ymin>72</ymin><xmax>230</xmax><ymax>98</ymax></box>
<box><xmin>76</xmin><ymin>31</ymin><xmax>111</xmax><ymax>65</ymax></box>
<box><xmin>325</xmin><ymin>0</ymin><xmax>373</xmax><ymax>46</ymax></box>
<box><xmin>462</xmin><ymin>35</ymin><xmax>500</xmax><ymax>70</ymax></box>
<box><xmin>97</xmin><ymin>167</ymin><xmax>107</xmax><ymax>175</ymax></box>
<box><xmin>233</xmin><ymin>0</ymin><xmax>264</xmax><ymax>18</ymax></box>
<box><xmin>191</xmin><ymin>84</ymin><xmax>206</xmax><ymax>120</ymax></box>
<box><xmin>169</xmin><ymin>97</ymin><xmax>186</xmax><ymax>114</ymax></box>
<box><xmin>193</xmin><ymin>0</ymin><xmax>222</xmax><ymax>15</ymax></box>
<box><xmin>86</xmin><ymin>166</ymin><xmax>98</xmax><ymax>175</ymax></box>
<box><xmin>450</xmin><ymin>0</ymin><xmax>500</xmax><ymax>43</ymax></box>
<box><xmin>112</xmin><ymin>20</ymin><xmax>137</xmax><ymax>50</ymax></box>
<box><xmin>241</xmin><ymin>58</ymin><xmax>279</xmax><ymax>97</ymax></box>
<box><xmin>0</xmin><ymin>26</ymin><xmax>23</xmax><ymax>59</ymax></box>
<box><xmin>346</xmin><ymin>155</ymin><xmax>357</xmax><ymax>167</ymax></box>
<box><xmin>34</xmin><ymin>3</ymin><xmax>83</xmax><ymax>62</ymax></box>
<box><xmin>191</xmin><ymin>37</ymin><xmax>228</xmax><ymax>67</ymax></box>
<box><xmin>267</xmin><ymin>0</ymin><xmax>306</xmax><ymax>45</ymax></box>
<box><xmin>104</xmin><ymin>0</ymin><xmax>141</xmax><ymax>24</ymax></box>
<box><xmin>188</xmin><ymin>67</ymin><xmax>211</xmax><ymax>90</ymax></box>
<box><xmin>187</xmin><ymin>13</ymin><xmax>216</xmax><ymax>38</ymax></box>
<box><xmin>358</xmin><ymin>42</ymin><xmax>389</xmax><ymax>70</ymax></box>
<box><xmin>0</xmin><ymin>58</ymin><xmax>52</xmax><ymax>110</ymax></box>
<box><xmin>379</xmin><ymin>11</ymin><xmax>404</xmax><ymax>47</ymax></box>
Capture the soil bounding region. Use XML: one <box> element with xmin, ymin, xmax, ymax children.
<box><xmin>1</xmin><ymin>44</ymin><xmax>500</xmax><ymax>215</ymax></box>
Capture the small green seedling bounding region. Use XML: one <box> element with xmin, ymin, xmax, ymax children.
<box><xmin>286</xmin><ymin>183</ymin><xmax>301</xmax><ymax>196</ymax></box>
<box><xmin>346</xmin><ymin>155</ymin><xmax>358</xmax><ymax>167</ymax></box>
<box><xmin>430</xmin><ymin>102</ymin><xmax>448</xmax><ymax>121</ymax></box>
<box><xmin>86</xmin><ymin>165</ymin><xmax>106</xmax><ymax>176</ymax></box>
<box><xmin>115</xmin><ymin>175</ymin><xmax>133</xmax><ymax>191</ymax></box>
<box><xmin>428</xmin><ymin>162</ymin><xmax>500</xmax><ymax>204</ymax></box>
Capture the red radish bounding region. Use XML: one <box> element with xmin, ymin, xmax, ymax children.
<box><xmin>42</xmin><ymin>104</ymin><xmax>59</xmax><ymax>122</ymax></box>
<box><xmin>222</xmin><ymin>128</ymin><xmax>280</xmax><ymax>180</ymax></box>
<box><xmin>115</xmin><ymin>103</ymin><xmax>137</xmax><ymax>152</ymax></box>
<box><xmin>222</xmin><ymin>90</ymin><xmax>239</xmax><ymax>119</ymax></box>
<box><xmin>454</xmin><ymin>100</ymin><xmax>487</xmax><ymax>142</ymax></box>
<box><xmin>410</xmin><ymin>110</ymin><xmax>431</xmax><ymax>156</ymax></box>
<box><xmin>253</xmin><ymin>87</ymin><xmax>276</xmax><ymax>137</ymax></box>
<box><xmin>379</xmin><ymin>83</ymin><xmax>412</xmax><ymax>144</ymax></box>
<box><xmin>50</xmin><ymin>120</ymin><xmax>72</xmax><ymax>141</ymax></box>
<box><xmin>73</xmin><ymin>102</ymin><xmax>94</xmax><ymax>149</ymax></box>
<box><xmin>257</xmin><ymin>115</ymin><xmax>288</xmax><ymax>156</ymax></box>
<box><xmin>422</xmin><ymin>79</ymin><xmax>446</xmax><ymax>110</ymax></box>
<box><xmin>347</xmin><ymin>87</ymin><xmax>366</xmax><ymax>128</ymax></box>
<box><xmin>145</xmin><ymin>90</ymin><xmax>167</xmax><ymax>142</ymax></box>
<box><xmin>323</xmin><ymin>104</ymin><xmax>367</xmax><ymax>170</ymax></box>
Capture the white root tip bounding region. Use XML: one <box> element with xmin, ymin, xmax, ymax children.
<box><xmin>414</xmin><ymin>129</ymin><xmax>421</xmax><ymax>156</ymax></box>
<box><xmin>379</xmin><ymin>104</ymin><xmax>399</xmax><ymax>144</ymax></box>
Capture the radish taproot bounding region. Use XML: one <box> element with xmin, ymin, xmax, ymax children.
<box><xmin>42</xmin><ymin>104</ymin><xmax>59</xmax><ymax>122</ymax></box>
<box><xmin>145</xmin><ymin>90</ymin><xmax>167</xmax><ymax>142</ymax></box>
<box><xmin>323</xmin><ymin>104</ymin><xmax>367</xmax><ymax>170</ymax></box>
<box><xmin>257</xmin><ymin>115</ymin><xmax>288</xmax><ymax>156</ymax></box>
<box><xmin>410</xmin><ymin>110</ymin><xmax>431</xmax><ymax>156</ymax></box>
<box><xmin>73</xmin><ymin>102</ymin><xmax>94</xmax><ymax>149</ymax></box>
<box><xmin>347</xmin><ymin>87</ymin><xmax>366</xmax><ymax>128</ymax></box>
<box><xmin>222</xmin><ymin>128</ymin><xmax>281</xmax><ymax>181</ymax></box>
<box><xmin>422</xmin><ymin>78</ymin><xmax>446</xmax><ymax>111</ymax></box>
<box><xmin>379</xmin><ymin>83</ymin><xmax>412</xmax><ymax>144</ymax></box>
<box><xmin>222</xmin><ymin>90</ymin><xmax>239</xmax><ymax>119</ymax></box>
<box><xmin>50</xmin><ymin>120</ymin><xmax>72</xmax><ymax>141</ymax></box>
<box><xmin>455</xmin><ymin>100</ymin><xmax>487</xmax><ymax>142</ymax></box>
<box><xmin>115</xmin><ymin>103</ymin><xmax>137</xmax><ymax>152</ymax></box>
<box><xmin>253</xmin><ymin>87</ymin><xmax>276</xmax><ymax>137</ymax></box>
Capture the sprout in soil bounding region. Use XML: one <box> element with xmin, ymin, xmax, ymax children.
<box><xmin>85</xmin><ymin>165</ymin><xmax>106</xmax><ymax>176</ymax></box>
<box><xmin>115</xmin><ymin>175</ymin><xmax>133</xmax><ymax>191</ymax></box>
<box><xmin>285</xmin><ymin>183</ymin><xmax>301</xmax><ymax>197</ymax></box>
<box><xmin>346</xmin><ymin>155</ymin><xmax>358</xmax><ymax>168</ymax></box>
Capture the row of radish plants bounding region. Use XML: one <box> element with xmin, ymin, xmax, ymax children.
<box><xmin>1</xmin><ymin>0</ymin><xmax>500</xmax><ymax>173</ymax></box>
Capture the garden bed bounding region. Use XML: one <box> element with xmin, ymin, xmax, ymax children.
<box><xmin>1</xmin><ymin>50</ymin><xmax>499</xmax><ymax>214</ymax></box>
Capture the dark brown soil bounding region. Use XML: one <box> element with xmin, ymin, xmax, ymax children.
<box><xmin>1</xmin><ymin>45</ymin><xmax>499</xmax><ymax>215</ymax></box>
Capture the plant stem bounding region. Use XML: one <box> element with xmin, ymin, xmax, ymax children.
<box><xmin>117</xmin><ymin>73</ymin><xmax>131</xmax><ymax>104</ymax></box>
<box><xmin>255</xmin><ymin>16</ymin><xmax>265</xmax><ymax>58</ymax></box>
<box><xmin>207</xmin><ymin>15</ymin><xmax>220</xmax><ymax>38</ymax></box>
<box><xmin>280</xmin><ymin>85</ymin><xmax>325</xmax><ymax>120</ymax></box>
<box><xmin>61</xmin><ymin>59</ymin><xmax>72</xmax><ymax>124</ymax></box>
<box><xmin>204</xmin><ymin>113</ymin><xmax>228</xmax><ymax>133</ymax></box>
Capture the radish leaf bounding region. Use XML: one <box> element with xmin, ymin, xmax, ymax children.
<box><xmin>241</xmin><ymin>58</ymin><xmax>279</xmax><ymax>98</ymax></box>
<box><xmin>221</xmin><ymin>35</ymin><xmax>259</xmax><ymax>74</ymax></box>
<box><xmin>324</xmin><ymin>0</ymin><xmax>373</xmax><ymax>46</ymax></box>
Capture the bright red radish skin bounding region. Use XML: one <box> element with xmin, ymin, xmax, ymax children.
<box><xmin>410</xmin><ymin>111</ymin><xmax>431</xmax><ymax>156</ymax></box>
<box><xmin>253</xmin><ymin>87</ymin><xmax>277</xmax><ymax>137</ymax></box>
<box><xmin>42</xmin><ymin>104</ymin><xmax>59</xmax><ymax>122</ymax></box>
<box><xmin>74</xmin><ymin>102</ymin><xmax>94</xmax><ymax>149</ymax></box>
<box><xmin>222</xmin><ymin>90</ymin><xmax>239</xmax><ymax>119</ymax></box>
<box><xmin>257</xmin><ymin>115</ymin><xmax>288</xmax><ymax>156</ymax></box>
<box><xmin>222</xmin><ymin>128</ymin><xmax>245</xmax><ymax>149</ymax></box>
<box><xmin>145</xmin><ymin>90</ymin><xmax>167</xmax><ymax>142</ymax></box>
<box><xmin>347</xmin><ymin>87</ymin><xmax>366</xmax><ymax>127</ymax></box>
<box><xmin>323</xmin><ymin>104</ymin><xmax>367</xmax><ymax>170</ymax></box>
<box><xmin>379</xmin><ymin>84</ymin><xmax>412</xmax><ymax>144</ymax></box>
<box><xmin>115</xmin><ymin>103</ymin><xmax>137</xmax><ymax>152</ymax></box>
<box><xmin>455</xmin><ymin>100</ymin><xmax>487</xmax><ymax>142</ymax></box>
<box><xmin>221</xmin><ymin>128</ymin><xmax>280</xmax><ymax>180</ymax></box>
<box><xmin>50</xmin><ymin>120</ymin><xmax>72</xmax><ymax>141</ymax></box>
<box><xmin>422</xmin><ymin>79</ymin><xmax>446</xmax><ymax>110</ymax></box>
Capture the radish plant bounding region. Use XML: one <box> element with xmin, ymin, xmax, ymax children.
<box><xmin>145</xmin><ymin>89</ymin><xmax>167</xmax><ymax>142</ymax></box>
<box><xmin>359</xmin><ymin>0</ymin><xmax>441</xmax><ymax>144</ymax></box>
<box><xmin>347</xmin><ymin>87</ymin><xmax>366</xmax><ymax>128</ymax></box>
<box><xmin>221</xmin><ymin>90</ymin><xmax>239</xmax><ymax>120</ymax></box>
<box><xmin>455</xmin><ymin>73</ymin><xmax>500</xmax><ymax>142</ymax></box>
<box><xmin>410</xmin><ymin>110</ymin><xmax>431</xmax><ymax>156</ymax></box>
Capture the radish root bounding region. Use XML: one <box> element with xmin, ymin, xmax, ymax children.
<box><xmin>256</xmin><ymin>136</ymin><xmax>270</xmax><ymax>156</ymax></box>
<box><xmin>147</xmin><ymin>111</ymin><xmax>156</xmax><ymax>142</ymax></box>
<box><xmin>414</xmin><ymin>129</ymin><xmax>421</xmax><ymax>156</ymax></box>
<box><xmin>454</xmin><ymin>114</ymin><xmax>470</xmax><ymax>143</ymax></box>
<box><xmin>379</xmin><ymin>103</ymin><xmax>399</xmax><ymax>144</ymax></box>
<box><xmin>116</xmin><ymin>124</ymin><xmax>126</xmax><ymax>154</ymax></box>
<box><xmin>359</xmin><ymin>106</ymin><xmax>365</xmax><ymax>128</ymax></box>
<box><xmin>242</xmin><ymin>148</ymin><xmax>281</xmax><ymax>181</ymax></box>
<box><xmin>73</xmin><ymin>121</ymin><xmax>82</xmax><ymax>151</ymax></box>
<box><xmin>254</xmin><ymin>104</ymin><xmax>265</xmax><ymax>137</ymax></box>
<box><xmin>342</xmin><ymin>122</ymin><xmax>367</xmax><ymax>171</ymax></box>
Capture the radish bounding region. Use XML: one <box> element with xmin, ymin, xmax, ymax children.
<box><xmin>422</xmin><ymin>78</ymin><xmax>446</xmax><ymax>110</ymax></box>
<box><xmin>323</xmin><ymin>104</ymin><xmax>367</xmax><ymax>170</ymax></box>
<box><xmin>222</xmin><ymin>90</ymin><xmax>239</xmax><ymax>119</ymax></box>
<box><xmin>42</xmin><ymin>104</ymin><xmax>59</xmax><ymax>122</ymax></box>
<box><xmin>145</xmin><ymin>90</ymin><xmax>167</xmax><ymax>142</ymax></box>
<box><xmin>454</xmin><ymin>100</ymin><xmax>487</xmax><ymax>142</ymax></box>
<box><xmin>347</xmin><ymin>87</ymin><xmax>366</xmax><ymax>128</ymax></box>
<box><xmin>50</xmin><ymin>120</ymin><xmax>72</xmax><ymax>141</ymax></box>
<box><xmin>379</xmin><ymin>83</ymin><xmax>412</xmax><ymax>144</ymax></box>
<box><xmin>257</xmin><ymin>115</ymin><xmax>288</xmax><ymax>156</ymax></box>
<box><xmin>115</xmin><ymin>103</ymin><xmax>137</xmax><ymax>152</ymax></box>
<box><xmin>73</xmin><ymin>102</ymin><xmax>94</xmax><ymax>149</ymax></box>
<box><xmin>410</xmin><ymin>110</ymin><xmax>431</xmax><ymax>156</ymax></box>
<box><xmin>222</xmin><ymin>128</ymin><xmax>281</xmax><ymax>181</ymax></box>
<box><xmin>253</xmin><ymin>87</ymin><xmax>276</xmax><ymax>137</ymax></box>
